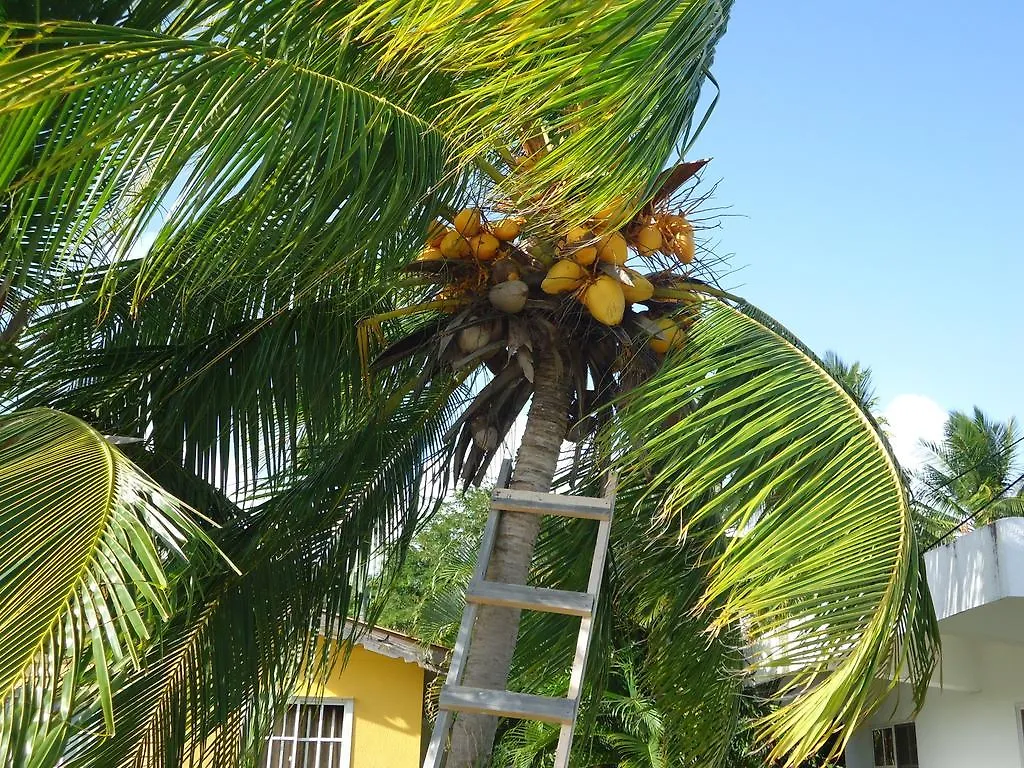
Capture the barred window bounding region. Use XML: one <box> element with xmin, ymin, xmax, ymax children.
<box><xmin>263</xmin><ymin>699</ymin><xmax>353</xmax><ymax>768</ymax></box>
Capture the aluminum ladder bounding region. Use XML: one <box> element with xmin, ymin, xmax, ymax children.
<box><xmin>423</xmin><ymin>459</ymin><xmax>616</xmax><ymax>768</ymax></box>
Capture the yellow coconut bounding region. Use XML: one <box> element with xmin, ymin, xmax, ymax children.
<box><xmin>597</xmin><ymin>232</ymin><xmax>628</xmax><ymax>266</ymax></box>
<box><xmin>581</xmin><ymin>275</ymin><xmax>625</xmax><ymax>326</ymax></box>
<box><xmin>665</xmin><ymin>214</ymin><xmax>693</xmax><ymax>235</ymax></box>
<box><xmin>648</xmin><ymin>317</ymin><xmax>686</xmax><ymax>355</ymax></box>
<box><xmin>571</xmin><ymin>246</ymin><xmax>598</xmax><ymax>266</ymax></box>
<box><xmin>673</xmin><ymin>228</ymin><xmax>695</xmax><ymax>264</ymax></box>
<box><xmin>417</xmin><ymin>247</ymin><xmax>443</xmax><ymax>261</ymax></box>
<box><xmin>426</xmin><ymin>221</ymin><xmax>448</xmax><ymax>248</ymax></box>
<box><xmin>660</xmin><ymin>215</ymin><xmax>695</xmax><ymax>264</ymax></box>
<box><xmin>619</xmin><ymin>268</ymin><xmax>654</xmax><ymax>303</ymax></box>
<box><xmin>440</xmin><ymin>230</ymin><xmax>471</xmax><ymax>259</ymax></box>
<box><xmin>492</xmin><ymin>218</ymin><xmax>522</xmax><ymax>241</ymax></box>
<box><xmin>566</xmin><ymin>225</ymin><xmax>593</xmax><ymax>245</ymax></box>
<box><xmin>470</xmin><ymin>232</ymin><xmax>501</xmax><ymax>260</ymax></box>
<box><xmin>632</xmin><ymin>224</ymin><xmax>662</xmax><ymax>256</ymax></box>
<box><xmin>453</xmin><ymin>208</ymin><xmax>483</xmax><ymax>236</ymax></box>
<box><xmin>541</xmin><ymin>259</ymin><xmax>587</xmax><ymax>295</ymax></box>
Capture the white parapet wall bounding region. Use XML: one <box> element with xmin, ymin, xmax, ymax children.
<box><xmin>925</xmin><ymin>516</ymin><xmax>1024</xmax><ymax>620</ymax></box>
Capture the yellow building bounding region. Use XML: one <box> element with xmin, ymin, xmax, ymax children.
<box><xmin>263</xmin><ymin>625</ymin><xmax>445</xmax><ymax>768</ymax></box>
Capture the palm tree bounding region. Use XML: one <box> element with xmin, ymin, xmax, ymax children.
<box><xmin>821</xmin><ymin>350</ymin><xmax>881</xmax><ymax>414</ymax></box>
<box><xmin>0</xmin><ymin>2</ymin><xmax>940</xmax><ymax>767</ymax></box>
<box><xmin>917</xmin><ymin>407</ymin><xmax>1024</xmax><ymax>536</ymax></box>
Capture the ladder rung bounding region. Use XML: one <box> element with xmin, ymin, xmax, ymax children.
<box><xmin>492</xmin><ymin>488</ymin><xmax>611</xmax><ymax>520</ymax></box>
<box><xmin>439</xmin><ymin>685</ymin><xmax>576</xmax><ymax>725</ymax></box>
<box><xmin>466</xmin><ymin>580</ymin><xmax>594</xmax><ymax>617</ymax></box>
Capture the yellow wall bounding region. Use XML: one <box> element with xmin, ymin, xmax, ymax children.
<box><xmin>294</xmin><ymin>643</ymin><xmax>425</xmax><ymax>768</ymax></box>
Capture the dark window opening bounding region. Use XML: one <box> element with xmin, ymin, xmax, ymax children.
<box><xmin>872</xmin><ymin>723</ymin><xmax>918</xmax><ymax>768</ymax></box>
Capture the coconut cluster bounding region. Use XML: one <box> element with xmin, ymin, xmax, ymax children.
<box><xmin>413</xmin><ymin>202</ymin><xmax>698</xmax><ymax>356</ymax></box>
<box><xmin>541</xmin><ymin>205</ymin><xmax>695</xmax><ymax>332</ymax></box>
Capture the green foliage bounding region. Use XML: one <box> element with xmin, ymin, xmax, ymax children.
<box><xmin>0</xmin><ymin>0</ymin><xmax>730</xmax><ymax>302</ymax></box>
<box><xmin>917</xmin><ymin>406</ymin><xmax>1024</xmax><ymax>537</ymax></box>
<box><xmin>0</xmin><ymin>1</ymin><xmax>942</xmax><ymax>766</ymax></box>
<box><xmin>54</xmin><ymin>377</ymin><xmax>462</xmax><ymax>767</ymax></box>
<box><xmin>494</xmin><ymin>642</ymin><xmax>674</xmax><ymax>768</ymax></box>
<box><xmin>2</xmin><ymin>0</ymin><xmax>132</xmax><ymax>23</ymax></box>
<box><xmin>375</xmin><ymin>488</ymin><xmax>490</xmax><ymax>635</ymax></box>
<box><xmin>821</xmin><ymin>349</ymin><xmax>881</xmax><ymax>415</ymax></box>
<box><xmin>351</xmin><ymin>0</ymin><xmax>733</xmax><ymax>226</ymax></box>
<box><xmin>600</xmin><ymin>301</ymin><xmax>938</xmax><ymax>764</ymax></box>
<box><xmin>0</xmin><ymin>408</ymin><xmax>220</xmax><ymax>767</ymax></box>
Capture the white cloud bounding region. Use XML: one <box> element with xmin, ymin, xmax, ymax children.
<box><xmin>881</xmin><ymin>394</ymin><xmax>948</xmax><ymax>473</ymax></box>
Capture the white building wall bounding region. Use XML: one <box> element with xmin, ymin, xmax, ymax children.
<box><xmin>845</xmin><ymin>520</ymin><xmax>1024</xmax><ymax>768</ymax></box>
<box><xmin>846</xmin><ymin>636</ymin><xmax>1024</xmax><ymax>768</ymax></box>
<box><xmin>925</xmin><ymin>520</ymin><xmax>1024</xmax><ymax>620</ymax></box>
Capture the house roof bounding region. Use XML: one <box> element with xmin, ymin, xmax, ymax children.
<box><xmin>331</xmin><ymin>619</ymin><xmax>449</xmax><ymax>673</ymax></box>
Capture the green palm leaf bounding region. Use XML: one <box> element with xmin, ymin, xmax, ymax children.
<box><xmin>353</xmin><ymin>0</ymin><xmax>731</xmax><ymax>224</ymax></box>
<box><xmin>18</xmin><ymin>267</ymin><xmax>392</xmax><ymax>498</ymax></box>
<box><xmin>610</xmin><ymin>301</ymin><xmax>939</xmax><ymax>764</ymax></box>
<box><xmin>0</xmin><ymin>16</ymin><xmax>454</xmax><ymax>305</ymax></box>
<box><xmin>55</xmin><ymin>373</ymin><xmax>463</xmax><ymax>766</ymax></box>
<box><xmin>0</xmin><ymin>407</ymin><xmax>220</xmax><ymax>766</ymax></box>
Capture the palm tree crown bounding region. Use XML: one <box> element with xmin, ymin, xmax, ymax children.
<box><xmin>918</xmin><ymin>407</ymin><xmax>1024</xmax><ymax>535</ymax></box>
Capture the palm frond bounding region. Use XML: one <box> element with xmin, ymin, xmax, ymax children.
<box><xmin>608</xmin><ymin>301</ymin><xmax>940</xmax><ymax>765</ymax></box>
<box><xmin>0</xmin><ymin>407</ymin><xmax>219</xmax><ymax>766</ymax></box>
<box><xmin>59</xmin><ymin>373</ymin><xmax>462</xmax><ymax>766</ymax></box>
<box><xmin>351</xmin><ymin>0</ymin><xmax>732</xmax><ymax>225</ymax></box>
<box><xmin>0</xmin><ymin>17</ymin><xmax>455</xmax><ymax>305</ymax></box>
<box><xmin>13</xmin><ymin>249</ymin><xmax>436</xmax><ymax>501</ymax></box>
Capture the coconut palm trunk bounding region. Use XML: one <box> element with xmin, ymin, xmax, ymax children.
<box><xmin>447</xmin><ymin>341</ymin><xmax>570</xmax><ymax>767</ymax></box>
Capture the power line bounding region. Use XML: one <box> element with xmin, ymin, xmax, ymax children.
<box><xmin>914</xmin><ymin>432</ymin><xmax>1024</xmax><ymax>495</ymax></box>
<box><xmin>911</xmin><ymin>430</ymin><xmax>1024</xmax><ymax>543</ymax></box>
<box><xmin>924</xmin><ymin>468</ymin><xmax>1024</xmax><ymax>550</ymax></box>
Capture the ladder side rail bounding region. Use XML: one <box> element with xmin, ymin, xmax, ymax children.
<box><xmin>423</xmin><ymin>459</ymin><xmax>513</xmax><ymax>768</ymax></box>
<box><xmin>553</xmin><ymin>472</ymin><xmax>617</xmax><ymax>768</ymax></box>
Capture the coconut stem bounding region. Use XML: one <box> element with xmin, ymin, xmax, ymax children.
<box><xmin>493</xmin><ymin>143</ymin><xmax>518</xmax><ymax>168</ymax></box>
<box><xmin>654</xmin><ymin>283</ymin><xmax>745</xmax><ymax>304</ymax></box>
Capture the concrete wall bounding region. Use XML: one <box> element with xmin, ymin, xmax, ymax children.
<box><xmin>925</xmin><ymin>518</ymin><xmax>1024</xmax><ymax>621</ymax></box>
<box><xmin>846</xmin><ymin>519</ymin><xmax>1024</xmax><ymax>767</ymax></box>
<box><xmin>294</xmin><ymin>643</ymin><xmax>426</xmax><ymax>768</ymax></box>
<box><xmin>846</xmin><ymin>635</ymin><xmax>1024</xmax><ymax>768</ymax></box>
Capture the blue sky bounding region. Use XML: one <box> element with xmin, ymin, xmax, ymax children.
<box><xmin>688</xmin><ymin>1</ymin><xmax>1023</xmax><ymax>464</ymax></box>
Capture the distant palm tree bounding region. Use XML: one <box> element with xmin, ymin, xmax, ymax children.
<box><xmin>822</xmin><ymin>350</ymin><xmax>881</xmax><ymax>415</ymax></box>
<box><xmin>917</xmin><ymin>407</ymin><xmax>1024</xmax><ymax>535</ymax></box>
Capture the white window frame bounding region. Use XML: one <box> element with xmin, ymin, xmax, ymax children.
<box><xmin>264</xmin><ymin>696</ymin><xmax>354</xmax><ymax>768</ymax></box>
